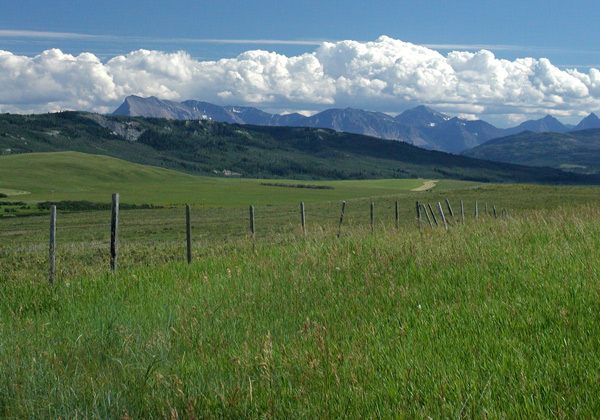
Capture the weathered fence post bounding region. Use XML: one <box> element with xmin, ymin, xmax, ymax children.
<box><xmin>422</xmin><ymin>204</ymin><xmax>433</xmax><ymax>228</ymax></box>
<box><xmin>186</xmin><ymin>204</ymin><xmax>192</xmax><ymax>264</ymax></box>
<box><xmin>445</xmin><ymin>199</ymin><xmax>455</xmax><ymax>218</ymax></box>
<box><xmin>475</xmin><ymin>201</ymin><xmax>479</xmax><ymax>219</ymax></box>
<box><xmin>437</xmin><ymin>202</ymin><xmax>448</xmax><ymax>230</ymax></box>
<box><xmin>370</xmin><ymin>201</ymin><xmax>374</xmax><ymax>233</ymax></box>
<box><xmin>110</xmin><ymin>193</ymin><xmax>119</xmax><ymax>272</ymax></box>
<box><xmin>300</xmin><ymin>202</ymin><xmax>306</xmax><ymax>235</ymax></box>
<box><xmin>249</xmin><ymin>205</ymin><xmax>255</xmax><ymax>237</ymax></box>
<box><xmin>428</xmin><ymin>203</ymin><xmax>439</xmax><ymax>226</ymax></box>
<box><xmin>395</xmin><ymin>201</ymin><xmax>399</xmax><ymax>229</ymax></box>
<box><xmin>460</xmin><ymin>200</ymin><xmax>465</xmax><ymax>224</ymax></box>
<box><xmin>337</xmin><ymin>201</ymin><xmax>346</xmax><ymax>238</ymax></box>
<box><xmin>493</xmin><ymin>205</ymin><xmax>497</xmax><ymax>219</ymax></box>
<box><xmin>485</xmin><ymin>202</ymin><xmax>489</xmax><ymax>215</ymax></box>
<box><xmin>49</xmin><ymin>205</ymin><xmax>56</xmax><ymax>283</ymax></box>
<box><xmin>416</xmin><ymin>201</ymin><xmax>422</xmax><ymax>228</ymax></box>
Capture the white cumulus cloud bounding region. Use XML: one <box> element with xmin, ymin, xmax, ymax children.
<box><xmin>1</xmin><ymin>36</ymin><xmax>600</xmax><ymax>124</ymax></box>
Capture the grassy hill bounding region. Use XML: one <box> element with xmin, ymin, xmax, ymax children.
<box><xmin>0</xmin><ymin>151</ymin><xmax>479</xmax><ymax>209</ymax></box>
<box><xmin>1</xmin><ymin>111</ymin><xmax>598</xmax><ymax>184</ymax></box>
<box><xmin>462</xmin><ymin>128</ymin><xmax>600</xmax><ymax>174</ymax></box>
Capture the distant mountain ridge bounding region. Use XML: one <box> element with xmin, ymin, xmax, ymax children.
<box><xmin>2</xmin><ymin>111</ymin><xmax>598</xmax><ymax>185</ymax></box>
<box><xmin>502</xmin><ymin>115</ymin><xmax>570</xmax><ymax>136</ymax></box>
<box><xmin>574</xmin><ymin>112</ymin><xmax>600</xmax><ymax>131</ymax></box>
<box><xmin>112</xmin><ymin>95</ymin><xmax>600</xmax><ymax>154</ymax></box>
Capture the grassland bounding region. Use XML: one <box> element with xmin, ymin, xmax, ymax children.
<box><xmin>2</xmin><ymin>151</ymin><xmax>600</xmax><ymax>418</ymax></box>
<box><xmin>1</xmin><ymin>204</ymin><xmax>600</xmax><ymax>418</ymax></box>
<box><xmin>0</xmin><ymin>152</ymin><xmax>478</xmax><ymax>211</ymax></box>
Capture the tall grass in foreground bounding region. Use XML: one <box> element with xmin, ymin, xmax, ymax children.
<box><xmin>1</xmin><ymin>206</ymin><xmax>600</xmax><ymax>418</ymax></box>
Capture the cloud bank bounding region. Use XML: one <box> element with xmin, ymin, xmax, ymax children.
<box><xmin>1</xmin><ymin>36</ymin><xmax>599</xmax><ymax>124</ymax></box>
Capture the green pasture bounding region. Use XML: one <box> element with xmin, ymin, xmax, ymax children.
<box><xmin>3</xmin><ymin>151</ymin><xmax>600</xmax><ymax>417</ymax></box>
<box><xmin>1</xmin><ymin>206</ymin><xmax>600</xmax><ymax>418</ymax></box>
<box><xmin>0</xmin><ymin>152</ymin><xmax>476</xmax><ymax>207</ymax></box>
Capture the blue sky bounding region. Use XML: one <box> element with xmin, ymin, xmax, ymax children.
<box><xmin>1</xmin><ymin>0</ymin><xmax>600</xmax><ymax>125</ymax></box>
<box><xmin>3</xmin><ymin>0</ymin><xmax>599</xmax><ymax>65</ymax></box>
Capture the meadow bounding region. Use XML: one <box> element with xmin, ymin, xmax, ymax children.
<box><xmin>0</xmin><ymin>151</ymin><xmax>475</xmax><ymax>210</ymax></box>
<box><xmin>1</xmin><ymin>204</ymin><xmax>600</xmax><ymax>418</ymax></box>
<box><xmin>2</xmin><ymin>152</ymin><xmax>600</xmax><ymax>418</ymax></box>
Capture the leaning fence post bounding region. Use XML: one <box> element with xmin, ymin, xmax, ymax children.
<box><xmin>493</xmin><ymin>205</ymin><xmax>497</xmax><ymax>219</ymax></box>
<box><xmin>370</xmin><ymin>201</ymin><xmax>374</xmax><ymax>233</ymax></box>
<box><xmin>110</xmin><ymin>193</ymin><xmax>119</xmax><ymax>272</ymax></box>
<box><xmin>422</xmin><ymin>204</ymin><xmax>433</xmax><ymax>228</ymax></box>
<box><xmin>437</xmin><ymin>202</ymin><xmax>448</xmax><ymax>230</ymax></box>
<box><xmin>445</xmin><ymin>199</ymin><xmax>455</xmax><ymax>218</ymax></box>
<box><xmin>249</xmin><ymin>205</ymin><xmax>255</xmax><ymax>237</ymax></box>
<box><xmin>460</xmin><ymin>200</ymin><xmax>465</xmax><ymax>224</ymax></box>
<box><xmin>186</xmin><ymin>204</ymin><xmax>192</xmax><ymax>264</ymax></box>
<box><xmin>337</xmin><ymin>201</ymin><xmax>346</xmax><ymax>238</ymax></box>
<box><xmin>49</xmin><ymin>205</ymin><xmax>56</xmax><ymax>283</ymax></box>
<box><xmin>395</xmin><ymin>201</ymin><xmax>399</xmax><ymax>229</ymax></box>
<box><xmin>428</xmin><ymin>203</ymin><xmax>439</xmax><ymax>226</ymax></box>
<box><xmin>300</xmin><ymin>202</ymin><xmax>306</xmax><ymax>235</ymax></box>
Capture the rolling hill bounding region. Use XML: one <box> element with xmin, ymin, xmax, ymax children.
<box><xmin>462</xmin><ymin>128</ymin><xmax>600</xmax><ymax>174</ymax></box>
<box><xmin>0</xmin><ymin>151</ymin><xmax>479</xmax><ymax>206</ymax></box>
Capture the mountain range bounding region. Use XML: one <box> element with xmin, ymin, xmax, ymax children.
<box><xmin>113</xmin><ymin>95</ymin><xmax>600</xmax><ymax>154</ymax></box>
<box><xmin>2</xmin><ymin>111</ymin><xmax>597</xmax><ymax>185</ymax></box>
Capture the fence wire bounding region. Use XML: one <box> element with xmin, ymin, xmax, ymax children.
<box><xmin>0</xmin><ymin>197</ymin><xmax>509</xmax><ymax>282</ymax></box>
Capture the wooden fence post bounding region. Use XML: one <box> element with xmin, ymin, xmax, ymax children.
<box><xmin>370</xmin><ymin>201</ymin><xmax>374</xmax><ymax>233</ymax></box>
<box><xmin>475</xmin><ymin>201</ymin><xmax>479</xmax><ymax>219</ymax></box>
<box><xmin>249</xmin><ymin>205</ymin><xmax>255</xmax><ymax>237</ymax></box>
<box><xmin>395</xmin><ymin>201</ymin><xmax>399</xmax><ymax>229</ymax></box>
<box><xmin>416</xmin><ymin>201</ymin><xmax>422</xmax><ymax>228</ymax></box>
<box><xmin>437</xmin><ymin>202</ymin><xmax>448</xmax><ymax>230</ymax></box>
<box><xmin>422</xmin><ymin>204</ymin><xmax>433</xmax><ymax>228</ymax></box>
<box><xmin>49</xmin><ymin>205</ymin><xmax>56</xmax><ymax>283</ymax></box>
<box><xmin>428</xmin><ymin>203</ymin><xmax>439</xmax><ymax>226</ymax></box>
<box><xmin>445</xmin><ymin>199</ymin><xmax>455</xmax><ymax>218</ymax></box>
<box><xmin>186</xmin><ymin>204</ymin><xmax>192</xmax><ymax>264</ymax></box>
<box><xmin>337</xmin><ymin>201</ymin><xmax>346</xmax><ymax>238</ymax></box>
<box><xmin>485</xmin><ymin>202</ymin><xmax>489</xmax><ymax>215</ymax></box>
<box><xmin>493</xmin><ymin>205</ymin><xmax>497</xmax><ymax>219</ymax></box>
<box><xmin>110</xmin><ymin>193</ymin><xmax>119</xmax><ymax>272</ymax></box>
<box><xmin>460</xmin><ymin>200</ymin><xmax>465</xmax><ymax>224</ymax></box>
<box><xmin>300</xmin><ymin>202</ymin><xmax>306</xmax><ymax>235</ymax></box>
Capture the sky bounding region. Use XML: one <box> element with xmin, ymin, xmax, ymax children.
<box><xmin>1</xmin><ymin>0</ymin><xmax>600</xmax><ymax>127</ymax></box>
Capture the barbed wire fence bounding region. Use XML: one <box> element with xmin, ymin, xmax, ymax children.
<box><xmin>0</xmin><ymin>194</ymin><xmax>510</xmax><ymax>283</ymax></box>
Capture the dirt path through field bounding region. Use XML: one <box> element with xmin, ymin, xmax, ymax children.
<box><xmin>411</xmin><ymin>180</ymin><xmax>438</xmax><ymax>191</ymax></box>
<box><xmin>0</xmin><ymin>188</ymin><xmax>30</xmax><ymax>196</ymax></box>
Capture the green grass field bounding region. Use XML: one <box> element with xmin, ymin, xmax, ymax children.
<box><xmin>0</xmin><ymin>152</ymin><xmax>476</xmax><ymax>208</ymax></box>
<box><xmin>2</xmin><ymin>151</ymin><xmax>600</xmax><ymax>418</ymax></box>
<box><xmin>1</xmin><ymin>206</ymin><xmax>600</xmax><ymax>418</ymax></box>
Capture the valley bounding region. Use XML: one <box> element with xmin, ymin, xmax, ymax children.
<box><xmin>2</xmin><ymin>108</ymin><xmax>600</xmax><ymax>419</ymax></box>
